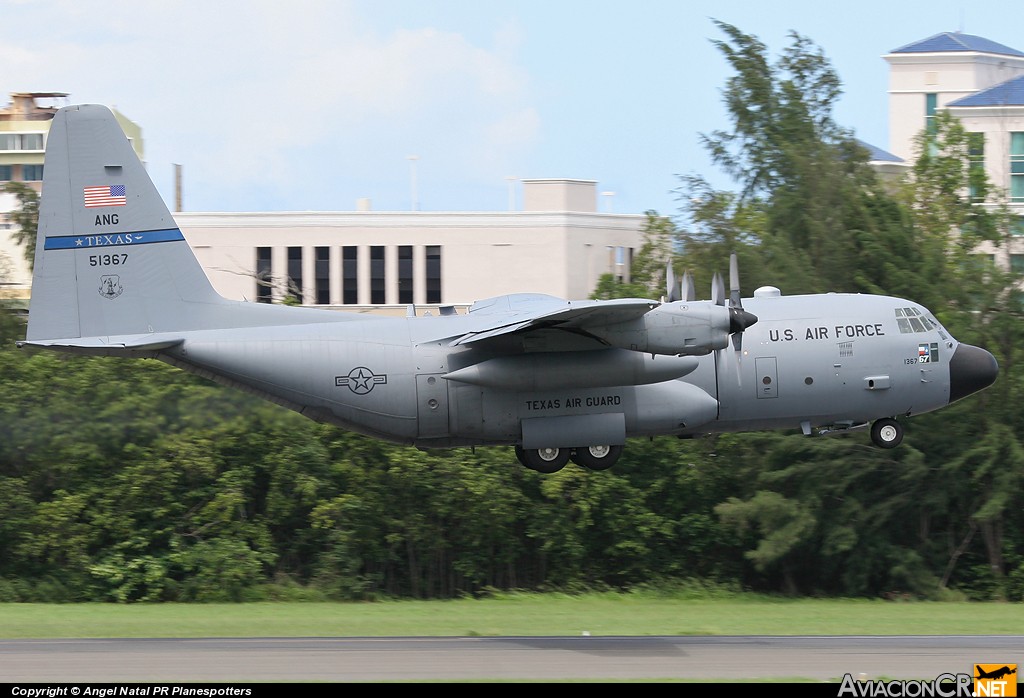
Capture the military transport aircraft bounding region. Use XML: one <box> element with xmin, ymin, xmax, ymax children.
<box><xmin>19</xmin><ymin>105</ymin><xmax>999</xmax><ymax>472</ymax></box>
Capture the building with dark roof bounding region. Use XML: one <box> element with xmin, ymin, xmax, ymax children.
<box><xmin>889</xmin><ymin>32</ymin><xmax>1024</xmax><ymax>58</ymax></box>
<box><xmin>883</xmin><ymin>31</ymin><xmax>1024</xmax><ymax>267</ymax></box>
<box><xmin>947</xmin><ymin>74</ymin><xmax>1024</xmax><ymax>108</ymax></box>
<box><xmin>884</xmin><ymin>32</ymin><xmax>1024</xmax><ymax>172</ymax></box>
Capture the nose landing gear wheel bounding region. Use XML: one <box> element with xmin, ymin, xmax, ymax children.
<box><xmin>870</xmin><ymin>418</ymin><xmax>903</xmax><ymax>448</ymax></box>
<box><xmin>515</xmin><ymin>445</ymin><xmax>570</xmax><ymax>473</ymax></box>
<box><xmin>570</xmin><ymin>445</ymin><xmax>623</xmax><ymax>471</ymax></box>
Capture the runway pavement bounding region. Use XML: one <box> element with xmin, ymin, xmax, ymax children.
<box><xmin>2</xmin><ymin>635</ymin><xmax>1021</xmax><ymax>682</ymax></box>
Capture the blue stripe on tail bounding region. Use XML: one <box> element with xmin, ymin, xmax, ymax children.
<box><xmin>43</xmin><ymin>228</ymin><xmax>186</xmax><ymax>250</ymax></box>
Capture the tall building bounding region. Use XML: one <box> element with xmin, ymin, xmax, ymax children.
<box><xmin>884</xmin><ymin>32</ymin><xmax>1024</xmax><ymax>250</ymax></box>
<box><xmin>0</xmin><ymin>92</ymin><xmax>144</xmax><ymax>306</ymax></box>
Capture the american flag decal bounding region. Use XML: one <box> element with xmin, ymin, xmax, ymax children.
<box><xmin>84</xmin><ymin>184</ymin><xmax>127</xmax><ymax>208</ymax></box>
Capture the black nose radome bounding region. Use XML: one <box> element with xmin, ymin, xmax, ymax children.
<box><xmin>949</xmin><ymin>343</ymin><xmax>998</xmax><ymax>404</ymax></box>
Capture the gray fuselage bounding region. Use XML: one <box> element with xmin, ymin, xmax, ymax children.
<box><xmin>157</xmin><ymin>291</ymin><xmax>958</xmax><ymax>448</ymax></box>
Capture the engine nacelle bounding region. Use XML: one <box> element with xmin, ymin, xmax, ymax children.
<box><xmin>587</xmin><ymin>302</ymin><xmax>733</xmax><ymax>356</ymax></box>
<box><xmin>444</xmin><ymin>348</ymin><xmax>699</xmax><ymax>391</ymax></box>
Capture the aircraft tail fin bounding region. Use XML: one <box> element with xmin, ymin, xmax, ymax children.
<box><xmin>26</xmin><ymin>104</ymin><xmax>229</xmax><ymax>343</ymax></box>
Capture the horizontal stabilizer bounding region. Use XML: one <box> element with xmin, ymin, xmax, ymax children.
<box><xmin>18</xmin><ymin>334</ymin><xmax>184</xmax><ymax>355</ymax></box>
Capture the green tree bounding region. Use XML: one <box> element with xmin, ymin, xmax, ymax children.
<box><xmin>3</xmin><ymin>182</ymin><xmax>39</xmax><ymax>270</ymax></box>
<box><xmin>667</xmin><ymin>21</ymin><xmax>1022</xmax><ymax>598</ymax></box>
<box><xmin>0</xmin><ymin>254</ymin><xmax>22</xmax><ymax>345</ymax></box>
<box><xmin>700</xmin><ymin>21</ymin><xmax>844</xmax><ymax>201</ymax></box>
<box><xmin>898</xmin><ymin>109</ymin><xmax>1024</xmax><ymax>598</ymax></box>
<box><xmin>715</xmin><ymin>435</ymin><xmax>945</xmax><ymax>596</ymax></box>
<box><xmin>677</xmin><ymin>21</ymin><xmax>920</xmax><ymax>300</ymax></box>
<box><xmin>591</xmin><ymin>212</ymin><xmax>676</xmax><ymax>300</ymax></box>
<box><xmin>902</xmin><ymin>110</ymin><xmax>1000</xmax><ymax>247</ymax></box>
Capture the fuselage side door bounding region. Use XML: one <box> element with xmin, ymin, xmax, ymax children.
<box><xmin>755</xmin><ymin>356</ymin><xmax>779</xmax><ymax>399</ymax></box>
<box><xmin>416</xmin><ymin>373</ymin><xmax>450</xmax><ymax>438</ymax></box>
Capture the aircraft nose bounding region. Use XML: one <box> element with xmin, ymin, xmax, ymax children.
<box><xmin>948</xmin><ymin>343</ymin><xmax>998</xmax><ymax>403</ymax></box>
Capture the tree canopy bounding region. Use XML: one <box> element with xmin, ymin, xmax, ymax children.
<box><xmin>3</xmin><ymin>182</ymin><xmax>39</xmax><ymax>270</ymax></box>
<box><xmin>1</xmin><ymin>21</ymin><xmax>1021</xmax><ymax>603</ymax></box>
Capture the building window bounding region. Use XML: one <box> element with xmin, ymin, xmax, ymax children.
<box><xmin>256</xmin><ymin>247</ymin><xmax>272</xmax><ymax>303</ymax></box>
<box><xmin>0</xmin><ymin>133</ymin><xmax>44</xmax><ymax>150</ymax></box>
<box><xmin>315</xmin><ymin>246</ymin><xmax>330</xmax><ymax>305</ymax></box>
<box><xmin>925</xmin><ymin>93</ymin><xmax>937</xmax><ymax>135</ymax></box>
<box><xmin>968</xmin><ymin>132</ymin><xmax>985</xmax><ymax>202</ymax></box>
<box><xmin>342</xmin><ymin>246</ymin><xmax>359</xmax><ymax>304</ymax></box>
<box><xmin>287</xmin><ymin>246</ymin><xmax>303</xmax><ymax>304</ymax></box>
<box><xmin>0</xmin><ymin>165</ymin><xmax>11</xmax><ymax>181</ymax></box>
<box><xmin>1012</xmin><ymin>255</ymin><xmax>1024</xmax><ymax>274</ymax></box>
<box><xmin>1011</xmin><ymin>133</ymin><xmax>1024</xmax><ymax>203</ymax></box>
<box><xmin>426</xmin><ymin>245</ymin><xmax>441</xmax><ymax>303</ymax></box>
<box><xmin>370</xmin><ymin>245</ymin><xmax>385</xmax><ymax>304</ymax></box>
<box><xmin>22</xmin><ymin>165</ymin><xmax>43</xmax><ymax>181</ymax></box>
<box><xmin>397</xmin><ymin>245</ymin><xmax>413</xmax><ymax>304</ymax></box>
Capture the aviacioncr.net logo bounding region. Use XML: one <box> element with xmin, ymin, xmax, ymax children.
<box><xmin>838</xmin><ymin>673</ymin><xmax>975</xmax><ymax>697</ymax></box>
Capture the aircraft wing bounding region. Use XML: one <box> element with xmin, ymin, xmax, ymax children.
<box><xmin>451</xmin><ymin>295</ymin><xmax>658</xmax><ymax>347</ymax></box>
<box><xmin>450</xmin><ymin>291</ymin><xmax>749</xmax><ymax>358</ymax></box>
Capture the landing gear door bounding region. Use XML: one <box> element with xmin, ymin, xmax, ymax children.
<box><xmin>416</xmin><ymin>374</ymin><xmax>450</xmax><ymax>438</ymax></box>
<box><xmin>755</xmin><ymin>357</ymin><xmax>778</xmax><ymax>399</ymax></box>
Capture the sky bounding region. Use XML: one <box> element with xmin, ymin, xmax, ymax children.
<box><xmin>3</xmin><ymin>0</ymin><xmax>1024</xmax><ymax>216</ymax></box>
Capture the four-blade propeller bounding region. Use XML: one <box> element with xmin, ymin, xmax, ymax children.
<box><xmin>666</xmin><ymin>253</ymin><xmax>758</xmax><ymax>384</ymax></box>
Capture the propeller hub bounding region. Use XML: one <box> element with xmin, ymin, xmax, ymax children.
<box><xmin>729</xmin><ymin>308</ymin><xmax>758</xmax><ymax>334</ymax></box>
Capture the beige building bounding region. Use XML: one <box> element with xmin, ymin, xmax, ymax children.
<box><xmin>0</xmin><ymin>92</ymin><xmax>640</xmax><ymax>311</ymax></box>
<box><xmin>176</xmin><ymin>179</ymin><xmax>644</xmax><ymax>313</ymax></box>
<box><xmin>0</xmin><ymin>92</ymin><xmax>143</xmax><ymax>304</ymax></box>
<box><xmin>883</xmin><ymin>32</ymin><xmax>1024</xmax><ymax>266</ymax></box>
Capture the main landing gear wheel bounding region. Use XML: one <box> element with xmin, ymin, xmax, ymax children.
<box><xmin>571</xmin><ymin>445</ymin><xmax>623</xmax><ymax>471</ymax></box>
<box><xmin>515</xmin><ymin>445</ymin><xmax>570</xmax><ymax>473</ymax></box>
<box><xmin>870</xmin><ymin>418</ymin><xmax>903</xmax><ymax>448</ymax></box>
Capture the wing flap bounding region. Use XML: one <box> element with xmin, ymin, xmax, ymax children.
<box><xmin>451</xmin><ymin>298</ymin><xmax>658</xmax><ymax>346</ymax></box>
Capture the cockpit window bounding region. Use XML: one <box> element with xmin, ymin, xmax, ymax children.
<box><xmin>896</xmin><ymin>307</ymin><xmax>941</xmax><ymax>335</ymax></box>
<box><xmin>925</xmin><ymin>314</ymin><xmax>948</xmax><ymax>340</ymax></box>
